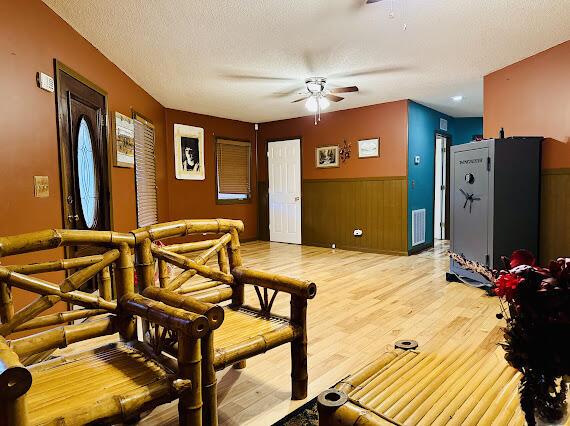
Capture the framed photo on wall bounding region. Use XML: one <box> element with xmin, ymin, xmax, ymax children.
<box><xmin>113</xmin><ymin>112</ymin><xmax>135</xmax><ymax>168</ymax></box>
<box><xmin>315</xmin><ymin>145</ymin><xmax>339</xmax><ymax>168</ymax></box>
<box><xmin>174</xmin><ymin>124</ymin><xmax>205</xmax><ymax>180</ymax></box>
<box><xmin>358</xmin><ymin>138</ymin><xmax>379</xmax><ymax>158</ymax></box>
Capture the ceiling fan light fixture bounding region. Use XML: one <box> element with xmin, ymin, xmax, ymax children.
<box><xmin>305</xmin><ymin>96</ymin><xmax>318</xmax><ymax>112</ymax></box>
<box><xmin>318</xmin><ymin>96</ymin><xmax>330</xmax><ymax>110</ymax></box>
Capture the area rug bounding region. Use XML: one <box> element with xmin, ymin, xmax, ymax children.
<box><xmin>271</xmin><ymin>396</ymin><xmax>319</xmax><ymax>426</ymax></box>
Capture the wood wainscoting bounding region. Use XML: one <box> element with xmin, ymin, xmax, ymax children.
<box><xmin>302</xmin><ymin>177</ymin><xmax>408</xmax><ymax>255</ymax></box>
<box><xmin>540</xmin><ymin>168</ymin><xmax>570</xmax><ymax>264</ymax></box>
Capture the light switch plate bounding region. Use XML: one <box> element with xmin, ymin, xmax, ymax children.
<box><xmin>37</xmin><ymin>72</ymin><xmax>55</xmax><ymax>93</ymax></box>
<box><xmin>414</xmin><ymin>155</ymin><xmax>421</xmax><ymax>165</ymax></box>
<box><xmin>34</xmin><ymin>176</ymin><xmax>49</xmax><ymax>198</ymax></box>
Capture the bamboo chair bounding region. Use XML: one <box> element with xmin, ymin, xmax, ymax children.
<box><xmin>317</xmin><ymin>343</ymin><xmax>570</xmax><ymax>426</ymax></box>
<box><xmin>0</xmin><ymin>229</ymin><xmax>209</xmax><ymax>425</ymax></box>
<box><xmin>132</xmin><ymin>219</ymin><xmax>318</xmax><ymax>426</ymax></box>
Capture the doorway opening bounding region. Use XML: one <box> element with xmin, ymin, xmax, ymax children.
<box><xmin>267</xmin><ymin>139</ymin><xmax>302</xmax><ymax>244</ymax></box>
<box><xmin>434</xmin><ymin>133</ymin><xmax>451</xmax><ymax>240</ymax></box>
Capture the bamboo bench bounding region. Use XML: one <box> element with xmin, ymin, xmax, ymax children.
<box><xmin>0</xmin><ymin>229</ymin><xmax>209</xmax><ymax>425</ymax></box>
<box><xmin>132</xmin><ymin>219</ymin><xmax>317</xmax><ymax>426</ymax></box>
<box><xmin>317</xmin><ymin>342</ymin><xmax>570</xmax><ymax>426</ymax></box>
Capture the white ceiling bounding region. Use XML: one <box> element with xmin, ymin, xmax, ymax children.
<box><xmin>43</xmin><ymin>0</ymin><xmax>570</xmax><ymax>123</ymax></box>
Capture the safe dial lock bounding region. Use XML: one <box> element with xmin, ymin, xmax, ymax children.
<box><xmin>464</xmin><ymin>173</ymin><xmax>475</xmax><ymax>184</ymax></box>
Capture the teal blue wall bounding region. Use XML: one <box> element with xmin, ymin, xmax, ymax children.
<box><xmin>453</xmin><ymin>117</ymin><xmax>483</xmax><ymax>146</ymax></box>
<box><xmin>407</xmin><ymin>101</ymin><xmax>482</xmax><ymax>251</ymax></box>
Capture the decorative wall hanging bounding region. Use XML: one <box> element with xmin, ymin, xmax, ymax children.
<box><xmin>339</xmin><ymin>140</ymin><xmax>352</xmax><ymax>163</ymax></box>
<box><xmin>113</xmin><ymin>112</ymin><xmax>135</xmax><ymax>168</ymax></box>
<box><xmin>358</xmin><ymin>138</ymin><xmax>379</xmax><ymax>158</ymax></box>
<box><xmin>315</xmin><ymin>145</ymin><xmax>339</xmax><ymax>168</ymax></box>
<box><xmin>174</xmin><ymin>124</ymin><xmax>205</xmax><ymax>180</ymax></box>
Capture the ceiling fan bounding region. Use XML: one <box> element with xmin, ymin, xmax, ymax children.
<box><xmin>291</xmin><ymin>77</ymin><xmax>358</xmax><ymax>124</ymax></box>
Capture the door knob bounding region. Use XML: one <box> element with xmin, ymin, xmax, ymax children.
<box><xmin>67</xmin><ymin>214</ymin><xmax>79</xmax><ymax>223</ymax></box>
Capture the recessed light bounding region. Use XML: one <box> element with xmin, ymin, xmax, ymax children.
<box><xmin>451</xmin><ymin>95</ymin><xmax>463</xmax><ymax>102</ymax></box>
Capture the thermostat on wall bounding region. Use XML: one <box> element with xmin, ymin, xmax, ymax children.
<box><xmin>37</xmin><ymin>72</ymin><xmax>55</xmax><ymax>93</ymax></box>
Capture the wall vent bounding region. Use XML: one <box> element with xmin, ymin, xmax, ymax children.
<box><xmin>412</xmin><ymin>209</ymin><xmax>426</xmax><ymax>246</ymax></box>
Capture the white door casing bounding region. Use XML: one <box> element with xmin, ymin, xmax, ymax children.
<box><xmin>268</xmin><ymin>139</ymin><xmax>302</xmax><ymax>244</ymax></box>
<box><xmin>434</xmin><ymin>136</ymin><xmax>447</xmax><ymax>240</ymax></box>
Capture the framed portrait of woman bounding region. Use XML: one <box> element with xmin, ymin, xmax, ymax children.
<box><xmin>174</xmin><ymin>124</ymin><xmax>205</xmax><ymax>180</ymax></box>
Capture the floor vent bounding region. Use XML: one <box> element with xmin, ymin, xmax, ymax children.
<box><xmin>412</xmin><ymin>209</ymin><xmax>426</xmax><ymax>246</ymax></box>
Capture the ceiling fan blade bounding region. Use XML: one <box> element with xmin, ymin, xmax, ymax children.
<box><xmin>272</xmin><ymin>85</ymin><xmax>305</xmax><ymax>98</ymax></box>
<box><xmin>291</xmin><ymin>95</ymin><xmax>311</xmax><ymax>103</ymax></box>
<box><xmin>222</xmin><ymin>73</ymin><xmax>297</xmax><ymax>82</ymax></box>
<box><xmin>325</xmin><ymin>94</ymin><xmax>344</xmax><ymax>102</ymax></box>
<box><xmin>330</xmin><ymin>66</ymin><xmax>407</xmax><ymax>79</ymax></box>
<box><xmin>329</xmin><ymin>86</ymin><xmax>359</xmax><ymax>94</ymax></box>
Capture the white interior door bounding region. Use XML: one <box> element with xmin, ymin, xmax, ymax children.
<box><xmin>434</xmin><ymin>136</ymin><xmax>447</xmax><ymax>240</ymax></box>
<box><xmin>268</xmin><ymin>139</ymin><xmax>302</xmax><ymax>244</ymax></box>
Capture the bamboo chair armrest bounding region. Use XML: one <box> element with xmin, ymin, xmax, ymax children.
<box><xmin>231</xmin><ymin>267</ymin><xmax>317</xmax><ymax>299</ymax></box>
<box><xmin>142</xmin><ymin>287</ymin><xmax>224</xmax><ymax>330</ymax></box>
<box><xmin>0</xmin><ymin>336</ymin><xmax>32</xmax><ymax>399</ymax></box>
<box><xmin>120</xmin><ymin>294</ymin><xmax>209</xmax><ymax>338</ymax></box>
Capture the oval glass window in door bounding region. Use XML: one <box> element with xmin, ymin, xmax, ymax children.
<box><xmin>77</xmin><ymin>117</ymin><xmax>97</xmax><ymax>228</ymax></box>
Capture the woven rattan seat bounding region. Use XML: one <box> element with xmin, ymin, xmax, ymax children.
<box><xmin>26</xmin><ymin>342</ymin><xmax>174</xmax><ymax>425</ymax></box>
<box><xmin>318</xmin><ymin>346</ymin><xmax>570</xmax><ymax>426</ymax></box>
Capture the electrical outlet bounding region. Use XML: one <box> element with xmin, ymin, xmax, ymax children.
<box><xmin>353</xmin><ymin>229</ymin><xmax>363</xmax><ymax>237</ymax></box>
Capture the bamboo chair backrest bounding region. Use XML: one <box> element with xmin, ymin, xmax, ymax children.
<box><xmin>132</xmin><ymin>219</ymin><xmax>244</xmax><ymax>296</ymax></box>
<box><xmin>0</xmin><ymin>229</ymin><xmax>139</xmax><ymax>354</ymax></box>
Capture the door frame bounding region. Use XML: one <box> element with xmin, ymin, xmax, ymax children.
<box><xmin>265</xmin><ymin>137</ymin><xmax>303</xmax><ymax>243</ymax></box>
<box><xmin>432</xmin><ymin>131</ymin><xmax>452</xmax><ymax>240</ymax></box>
<box><xmin>54</xmin><ymin>60</ymin><xmax>114</xmax><ymax>231</ymax></box>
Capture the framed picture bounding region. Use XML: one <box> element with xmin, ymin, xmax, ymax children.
<box><xmin>113</xmin><ymin>112</ymin><xmax>135</xmax><ymax>168</ymax></box>
<box><xmin>315</xmin><ymin>145</ymin><xmax>339</xmax><ymax>168</ymax></box>
<box><xmin>174</xmin><ymin>124</ymin><xmax>205</xmax><ymax>180</ymax></box>
<box><xmin>358</xmin><ymin>138</ymin><xmax>379</xmax><ymax>158</ymax></box>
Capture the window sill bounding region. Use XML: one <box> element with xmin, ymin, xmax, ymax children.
<box><xmin>216</xmin><ymin>197</ymin><xmax>252</xmax><ymax>205</ymax></box>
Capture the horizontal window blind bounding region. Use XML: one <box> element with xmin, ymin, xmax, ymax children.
<box><xmin>134</xmin><ymin>115</ymin><xmax>158</xmax><ymax>227</ymax></box>
<box><xmin>216</xmin><ymin>139</ymin><xmax>251</xmax><ymax>196</ymax></box>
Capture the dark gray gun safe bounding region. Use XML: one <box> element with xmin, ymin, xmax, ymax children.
<box><xmin>449</xmin><ymin>137</ymin><xmax>542</xmax><ymax>286</ymax></box>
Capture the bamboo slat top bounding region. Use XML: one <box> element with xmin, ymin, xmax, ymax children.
<box><xmin>26</xmin><ymin>343</ymin><xmax>173</xmax><ymax>425</ymax></box>
<box><xmin>339</xmin><ymin>346</ymin><xmax>570</xmax><ymax>426</ymax></box>
<box><xmin>214</xmin><ymin>307</ymin><xmax>291</xmax><ymax>349</ymax></box>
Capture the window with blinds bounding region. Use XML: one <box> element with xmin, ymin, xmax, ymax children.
<box><xmin>133</xmin><ymin>114</ymin><xmax>158</xmax><ymax>226</ymax></box>
<box><xmin>216</xmin><ymin>138</ymin><xmax>251</xmax><ymax>202</ymax></box>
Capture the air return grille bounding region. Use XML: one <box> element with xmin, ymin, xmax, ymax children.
<box><xmin>412</xmin><ymin>209</ymin><xmax>426</xmax><ymax>246</ymax></box>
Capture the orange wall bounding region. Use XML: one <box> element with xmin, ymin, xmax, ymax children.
<box><xmin>484</xmin><ymin>40</ymin><xmax>570</xmax><ymax>169</ymax></box>
<box><xmin>164</xmin><ymin>109</ymin><xmax>258</xmax><ymax>240</ymax></box>
<box><xmin>258</xmin><ymin>100</ymin><xmax>409</xmax><ymax>181</ymax></box>
<box><xmin>0</xmin><ymin>0</ymin><xmax>168</xmax><ymax>315</ymax></box>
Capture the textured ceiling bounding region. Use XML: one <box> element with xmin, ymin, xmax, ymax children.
<box><xmin>43</xmin><ymin>0</ymin><xmax>570</xmax><ymax>123</ymax></box>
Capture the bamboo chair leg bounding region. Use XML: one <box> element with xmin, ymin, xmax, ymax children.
<box><xmin>3</xmin><ymin>395</ymin><xmax>27</xmax><ymax>426</ymax></box>
<box><xmin>201</xmin><ymin>332</ymin><xmax>218</xmax><ymax>426</ymax></box>
<box><xmin>291</xmin><ymin>296</ymin><xmax>308</xmax><ymax>400</ymax></box>
<box><xmin>178</xmin><ymin>335</ymin><xmax>202</xmax><ymax>426</ymax></box>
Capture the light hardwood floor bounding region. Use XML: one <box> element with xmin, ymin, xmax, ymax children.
<box><xmin>141</xmin><ymin>240</ymin><xmax>504</xmax><ymax>426</ymax></box>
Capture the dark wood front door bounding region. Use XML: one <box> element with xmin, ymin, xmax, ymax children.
<box><xmin>55</xmin><ymin>62</ymin><xmax>111</xmax><ymax>270</ymax></box>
